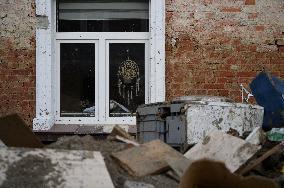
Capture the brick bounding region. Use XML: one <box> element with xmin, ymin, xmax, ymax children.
<box><xmin>278</xmin><ymin>46</ymin><xmax>284</xmax><ymax>53</ymax></box>
<box><xmin>204</xmin><ymin>84</ymin><xmax>225</xmax><ymax>90</ymax></box>
<box><xmin>245</xmin><ymin>0</ymin><xmax>256</xmax><ymax>5</ymax></box>
<box><xmin>221</xmin><ymin>7</ymin><xmax>241</xmax><ymax>13</ymax></box>
<box><xmin>248</xmin><ymin>13</ymin><xmax>258</xmax><ymax>19</ymax></box>
<box><xmin>255</xmin><ymin>25</ymin><xmax>265</xmax><ymax>31</ymax></box>
<box><xmin>276</xmin><ymin>39</ymin><xmax>284</xmax><ymax>46</ymax></box>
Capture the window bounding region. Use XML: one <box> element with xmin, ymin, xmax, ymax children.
<box><xmin>55</xmin><ymin>0</ymin><xmax>150</xmax><ymax>124</ymax></box>
<box><xmin>57</xmin><ymin>0</ymin><xmax>149</xmax><ymax>32</ymax></box>
<box><xmin>33</xmin><ymin>0</ymin><xmax>165</xmax><ymax>130</ymax></box>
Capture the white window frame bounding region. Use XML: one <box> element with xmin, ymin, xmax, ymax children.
<box><xmin>105</xmin><ymin>39</ymin><xmax>150</xmax><ymax>125</ymax></box>
<box><xmin>33</xmin><ymin>0</ymin><xmax>165</xmax><ymax>131</ymax></box>
<box><xmin>55</xmin><ymin>40</ymin><xmax>99</xmax><ymax>125</ymax></box>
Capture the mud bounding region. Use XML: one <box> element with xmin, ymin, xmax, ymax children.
<box><xmin>1</xmin><ymin>154</ymin><xmax>64</xmax><ymax>188</ymax></box>
<box><xmin>47</xmin><ymin>135</ymin><xmax>179</xmax><ymax>188</ymax></box>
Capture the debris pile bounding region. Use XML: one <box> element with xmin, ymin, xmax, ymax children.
<box><xmin>0</xmin><ymin>71</ymin><xmax>284</xmax><ymax>188</ymax></box>
<box><xmin>0</xmin><ymin>120</ymin><xmax>284</xmax><ymax>188</ymax></box>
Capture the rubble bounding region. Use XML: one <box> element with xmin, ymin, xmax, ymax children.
<box><xmin>245</xmin><ymin>127</ymin><xmax>266</xmax><ymax>145</ymax></box>
<box><xmin>0</xmin><ymin>147</ymin><xmax>114</xmax><ymax>188</ymax></box>
<box><xmin>179</xmin><ymin>159</ymin><xmax>279</xmax><ymax>188</ymax></box>
<box><xmin>107</xmin><ymin>125</ymin><xmax>140</xmax><ymax>146</ymax></box>
<box><xmin>184</xmin><ymin>101</ymin><xmax>264</xmax><ymax>145</ymax></box>
<box><xmin>108</xmin><ymin>125</ymin><xmax>135</xmax><ymax>141</ymax></box>
<box><xmin>112</xmin><ymin>140</ymin><xmax>187</xmax><ymax>177</ymax></box>
<box><xmin>237</xmin><ymin>142</ymin><xmax>284</xmax><ymax>176</ymax></box>
<box><xmin>184</xmin><ymin>129</ymin><xmax>261</xmax><ymax>172</ymax></box>
<box><xmin>136</xmin><ymin>96</ymin><xmax>264</xmax><ymax>147</ymax></box>
<box><xmin>123</xmin><ymin>180</ymin><xmax>155</xmax><ymax>188</ymax></box>
<box><xmin>47</xmin><ymin>135</ymin><xmax>178</xmax><ymax>188</ymax></box>
<box><xmin>1</xmin><ymin>98</ymin><xmax>283</xmax><ymax>188</ymax></box>
<box><xmin>0</xmin><ymin>140</ymin><xmax>6</xmax><ymax>148</ymax></box>
<box><xmin>0</xmin><ymin>114</ymin><xmax>43</xmax><ymax>148</ymax></box>
<box><xmin>267</xmin><ymin>128</ymin><xmax>284</xmax><ymax>142</ymax></box>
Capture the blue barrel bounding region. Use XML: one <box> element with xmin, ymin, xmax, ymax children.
<box><xmin>250</xmin><ymin>72</ymin><xmax>284</xmax><ymax>130</ymax></box>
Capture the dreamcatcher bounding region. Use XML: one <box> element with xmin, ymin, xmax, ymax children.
<box><xmin>117</xmin><ymin>50</ymin><xmax>140</xmax><ymax>105</ymax></box>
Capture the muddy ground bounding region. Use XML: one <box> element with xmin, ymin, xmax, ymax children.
<box><xmin>46</xmin><ymin>135</ymin><xmax>179</xmax><ymax>188</ymax></box>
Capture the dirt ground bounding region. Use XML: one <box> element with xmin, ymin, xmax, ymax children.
<box><xmin>46</xmin><ymin>135</ymin><xmax>179</xmax><ymax>188</ymax></box>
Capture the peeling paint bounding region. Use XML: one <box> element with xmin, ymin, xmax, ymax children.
<box><xmin>185</xmin><ymin>101</ymin><xmax>264</xmax><ymax>145</ymax></box>
<box><xmin>36</xmin><ymin>15</ymin><xmax>49</xmax><ymax>29</ymax></box>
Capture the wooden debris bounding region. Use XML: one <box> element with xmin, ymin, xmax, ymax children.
<box><xmin>0</xmin><ymin>147</ymin><xmax>114</xmax><ymax>188</ymax></box>
<box><xmin>114</xmin><ymin>135</ymin><xmax>140</xmax><ymax>147</ymax></box>
<box><xmin>108</xmin><ymin>125</ymin><xmax>135</xmax><ymax>141</ymax></box>
<box><xmin>0</xmin><ymin>114</ymin><xmax>44</xmax><ymax>148</ymax></box>
<box><xmin>112</xmin><ymin>140</ymin><xmax>187</xmax><ymax>177</ymax></box>
<box><xmin>184</xmin><ymin>130</ymin><xmax>261</xmax><ymax>172</ymax></box>
<box><xmin>237</xmin><ymin>142</ymin><xmax>284</xmax><ymax>175</ymax></box>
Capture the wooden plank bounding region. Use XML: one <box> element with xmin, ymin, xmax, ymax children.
<box><xmin>108</xmin><ymin>125</ymin><xmax>135</xmax><ymax>141</ymax></box>
<box><xmin>0</xmin><ymin>147</ymin><xmax>114</xmax><ymax>188</ymax></box>
<box><xmin>112</xmin><ymin>140</ymin><xmax>187</xmax><ymax>177</ymax></box>
<box><xmin>0</xmin><ymin>114</ymin><xmax>44</xmax><ymax>148</ymax></box>
<box><xmin>237</xmin><ymin>142</ymin><xmax>284</xmax><ymax>175</ymax></box>
<box><xmin>114</xmin><ymin>136</ymin><xmax>140</xmax><ymax>147</ymax></box>
<box><xmin>184</xmin><ymin>130</ymin><xmax>261</xmax><ymax>172</ymax></box>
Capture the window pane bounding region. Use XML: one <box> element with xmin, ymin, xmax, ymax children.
<box><xmin>109</xmin><ymin>43</ymin><xmax>145</xmax><ymax>117</ymax></box>
<box><xmin>57</xmin><ymin>0</ymin><xmax>149</xmax><ymax>32</ymax></box>
<box><xmin>60</xmin><ymin>43</ymin><xmax>96</xmax><ymax>117</ymax></box>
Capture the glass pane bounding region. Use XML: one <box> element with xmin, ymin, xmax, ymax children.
<box><xmin>60</xmin><ymin>43</ymin><xmax>96</xmax><ymax>117</ymax></box>
<box><xmin>57</xmin><ymin>0</ymin><xmax>149</xmax><ymax>32</ymax></box>
<box><xmin>109</xmin><ymin>43</ymin><xmax>145</xmax><ymax>117</ymax></box>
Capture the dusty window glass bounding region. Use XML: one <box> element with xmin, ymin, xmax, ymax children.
<box><xmin>60</xmin><ymin>43</ymin><xmax>96</xmax><ymax>117</ymax></box>
<box><xmin>109</xmin><ymin>43</ymin><xmax>145</xmax><ymax>117</ymax></box>
<box><xmin>57</xmin><ymin>0</ymin><xmax>149</xmax><ymax>32</ymax></box>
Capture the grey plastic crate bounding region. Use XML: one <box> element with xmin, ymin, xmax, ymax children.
<box><xmin>136</xmin><ymin>102</ymin><xmax>188</xmax><ymax>152</ymax></box>
<box><xmin>166</xmin><ymin>103</ymin><xmax>188</xmax><ymax>152</ymax></box>
<box><xmin>136</xmin><ymin>102</ymin><xmax>171</xmax><ymax>143</ymax></box>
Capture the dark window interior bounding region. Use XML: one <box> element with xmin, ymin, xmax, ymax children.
<box><xmin>57</xmin><ymin>0</ymin><xmax>149</xmax><ymax>32</ymax></box>
<box><xmin>60</xmin><ymin>43</ymin><xmax>96</xmax><ymax>117</ymax></box>
<box><xmin>109</xmin><ymin>43</ymin><xmax>145</xmax><ymax>117</ymax></box>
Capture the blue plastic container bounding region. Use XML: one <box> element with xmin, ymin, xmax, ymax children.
<box><xmin>250</xmin><ymin>72</ymin><xmax>284</xmax><ymax>130</ymax></box>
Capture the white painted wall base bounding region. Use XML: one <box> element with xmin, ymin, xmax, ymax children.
<box><xmin>33</xmin><ymin>116</ymin><xmax>55</xmax><ymax>131</ymax></box>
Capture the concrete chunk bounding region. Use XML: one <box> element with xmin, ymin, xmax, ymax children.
<box><xmin>112</xmin><ymin>140</ymin><xmax>187</xmax><ymax>177</ymax></box>
<box><xmin>124</xmin><ymin>180</ymin><xmax>155</xmax><ymax>188</ymax></box>
<box><xmin>0</xmin><ymin>140</ymin><xmax>6</xmax><ymax>148</ymax></box>
<box><xmin>0</xmin><ymin>148</ymin><xmax>114</xmax><ymax>188</ymax></box>
<box><xmin>184</xmin><ymin>130</ymin><xmax>260</xmax><ymax>172</ymax></box>
<box><xmin>245</xmin><ymin>127</ymin><xmax>265</xmax><ymax>145</ymax></box>
<box><xmin>185</xmin><ymin>102</ymin><xmax>264</xmax><ymax>145</ymax></box>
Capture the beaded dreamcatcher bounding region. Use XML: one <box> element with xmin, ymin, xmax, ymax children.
<box><xmin>117</xmin><ymin>52</ymin><xmax>140</xmax><ymax>105</ymax></box>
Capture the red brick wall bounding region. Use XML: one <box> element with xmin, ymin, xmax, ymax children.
<box><xmin>0</xmin><ymin>0</ymin><xmax>283</xmax><ymax>127</ymax></box>
<box><xmin>0</xmin><ymin>1</ymin><xmax>36</xmax><ymax>127</ymax></box>
<box><xmin>165</xmin><ymin>0</ymin><xmax>284</xmax><ymax>102</ymax></box>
